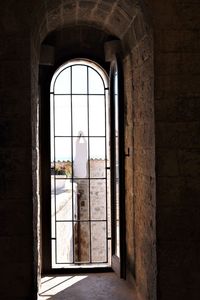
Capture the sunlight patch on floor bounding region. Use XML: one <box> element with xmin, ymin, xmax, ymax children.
<box><xmin>38</xmin><ymin>275</ymin><xmax>88</xmax><ymax>300</ymax></box>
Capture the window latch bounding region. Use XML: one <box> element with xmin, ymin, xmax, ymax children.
<box><xmin>125</xmin><ymin>147</ymin><xmax>130</xmax><ymax>157</ymax></box>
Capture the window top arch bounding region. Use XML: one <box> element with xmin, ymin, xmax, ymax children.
<box><xmin>50</xmin><ymin>59</ymin><xmax>108</xmax><ymax>94</ymax></box>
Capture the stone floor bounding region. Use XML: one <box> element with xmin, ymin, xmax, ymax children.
<box><xmin>38</xmin><ymin>272</ymin><xmax>135</xmax><ymax>300</ymax></box>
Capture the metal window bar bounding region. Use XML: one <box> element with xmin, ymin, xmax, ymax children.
<box><xmin>51</xmin><ymin>62</ymin><xmax>110</xmax><ymax>267</ymax></box>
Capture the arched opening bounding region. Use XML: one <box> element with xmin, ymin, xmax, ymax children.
<box><xmin>50</xmin><ymin>59</ymin><xmax>111</xmax><ymax>268</ymax></box>
<box><xmin>31</xmin><ymin>2</ymin><xmax>156</xmax><ymax>299</ymax></box>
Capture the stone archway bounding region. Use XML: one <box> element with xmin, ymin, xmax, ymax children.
<box><xmin>30</xmin><ymin>1</ymin><xmax>156</xmax><ymax>299</ymax></box>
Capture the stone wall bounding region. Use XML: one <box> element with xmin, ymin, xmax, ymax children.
<box><xmin>0</xmin><ymin>2</ymin><xmax>34</xmax><ymax>300</ymax></box>
<box><xmin>150</xmin><ymin>0</ymin><xmax>200</xmax><ymax>298</ymax></box>
<box><xmin>1</xmin><ymin>1</ymin><xmax>200</xmax><ymax>300</ymax></box>
<box><xmin>123</xmin><ymin>25</ymin><xmax>156</xmax><ymax>300</ymax></box>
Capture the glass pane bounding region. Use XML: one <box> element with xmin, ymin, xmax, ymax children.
<box><xmin>90</xmin><ymin>137</ymin><xmax>106</xmax><ymax>160</ymax></box>
<box><xmin>89</xmin><ymin>95</ymin><xmax>105</xmax><ymax>136</ymax></box>
<box><xmin>55</xmin><ymin>179</ymin><xmax>72</xmax><ymax>221</ymax></box>
<box><xmin>51</xmin><ymin>179</ymin><xmax>55</xmax><ymax>238</ymax></box>
<box><xmin>56</xmin><ymin>222</ymin><xmax>73</xmax><ymax>263</ymax></box>
<box><xmin>74</xmin><ymin>221</ymin><xmax>90</xmax><ymax>263</ymax></box>
<box><xmin>91</xmin><ymin>221</ymin><xmax>107</xmax><ymax>262</ymax></box>
<box><xmin>73</xmin><ymin>179</ymin><xmax>89</xmax><ymax>220</ymax></box>
<box><xmin>54</xmin><ymin>67</ymin><xmax>71</xmax><ymax>94</ymax></box>
<box><xmin>55</xmin><ymin>137</ymin><xmax>71</xmax><ymax>163</ymax></box>
<box><xmin>114</xmin><ymin>69</ymin><xmax>120</xmax><ymax>258</ymax></box>
<box><xmin>73</xmin><ymin>137</ymin><xmax>88</xmax><ymax>178</ymax></box>
<box><xmin>107</xmin><ymin>169</ymin><xmax>111</xmax><ymax>238</ymax></box>
<box><xmin>115</xmin><ymin>218</ymin><xmax>120</xmax><ymax>257</ymax></box>
<box><xmin>72</xmin><ymin>65</ymin><xmax>87</xmax><ymax>94</ymax></box>
<box><xmin>54</xmin><ymin>95</ymin><xmax>71</xmax><ymax>136</ymax></box>
<box><xmin>51</xmin><ymin>60</ymin><xmax>110</xmax><ymax>268</ymax></box>
<box><xmin>72</xmin><ymin>95</ymin><xmax>88</xmax><ymax>136</ymax></box>
<box><xmin>51</xmin><ymin>94</ymin><xmax>55</xmax><ymax>162</ymax></box>
<box><xmin>88</xmin><ymin>67</ymin><xmax>104</xmax><ymax>94</ymax></box>
<box><xmin>90</xmin><ymin>179</ymin><xmax>106</xmax><ymax>220</ymax></box>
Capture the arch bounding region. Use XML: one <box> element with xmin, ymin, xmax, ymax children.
<box><xmin>31</xmin><ymin>1</ymin><xmax>156</xmax><ymax>299</ymax></box>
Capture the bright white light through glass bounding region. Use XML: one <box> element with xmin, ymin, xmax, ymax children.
<box><xmin>55</xmin><ymin>138</ymin><xmax>71</xmax><ymax>162</ymax></box>
<box><xmin>54</xmin><ymin>68</ymin><xmax>71</xmax><ymax>94</ymax></box>
<box><xmin>89</xmin><ymin>67</ymin><xmax>104</xmax><ymax>94</ymax></box>
<box><xmin>55</xmin><ymin>95</ymin><xmax>71</xmax><ymax>136</ymax></box>
<box><xmin>72</xmin><ymin>65</ymin><xmax>87</xmax><ymax>94</ymax></box>
<box><xmin>51</xmin><ymin>61</ymin><xmax>108</xmax><ymax>162</ymax></box>
<box><xmin>72</xmin><ymin>95</ymin><xmax>88</xmax><ymax>136</ymax></box>
<box><xmin>89</xmin><ymin>95</ymin><xmax>105</xmax><ymax>136</ymax></box>
<box><xmin>50</xmin><ymin>60</ymin><xmax>110</xmax><ymax>268</ymax></box>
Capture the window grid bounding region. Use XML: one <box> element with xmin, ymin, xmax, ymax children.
<box><xmin>51</xmin><ymin>62</ymin><xmax>110</xmax><ymax>267</ymax></box>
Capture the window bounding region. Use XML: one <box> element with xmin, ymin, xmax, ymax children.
<box><xmin>50</xmin><ymin>59</ymin><xmax>111</xmax><ymax>268</ymax></box>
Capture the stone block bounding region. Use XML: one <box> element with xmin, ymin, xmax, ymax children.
<box><xmin>155</xmin><ymin>53</ymin><xmax>200</xmax><ymax>76</ymax></box>
<box><xmin>134</xmin><ymin>173</ymin><xmax>156</xmax><ymax>208</ymax></box>
<box><xmin>155</xmin><ymin>74</ymin><xmax>200</xmax><ymax>99</ymax></box>
<box><xmin>133</xmin><ymin>13</ymin><xmax>146</xmax><ymax>41</ymax></box>
<box><xmin>155</xmin><ymin>96</ymin><xmax>200</xmax><ymax>122</ymax></box>
<box><xmin>0</xmin><ymin>147</ymin><xmax>31</xmax><ymax>174</ymax></box>
<box><xmin>106</xmin><ymin>6</ymin><xmax>132</xmax><ymax>38</ymax></box>
<box><xmin>134</xmin><ymin>122</ymin><xmax>155</xmax><ymax>149</ymax></box>
<box><xmin>156</xmin><ymin>121</ymin><xmax>200</xmax><ymax>149</ymax></box>
<box><xmin>157</xmin><ymin>206</ymin><xmax>200</xmax><ymax>241</ymax></box>
<box><xmin>0</xmin><ymin>60</ymin><xmax>30</xmax><ymax>90</ymax></box>
<box><xmin>178</xmin><ymin>149</ymin><xmax>200</xmax><ymax>176</ymax></box>
<box><xmin>151</xmin><ymin>0</ymin><xmax>180</xmax><ymax>30</ymax></box>
<box><xmin>175</xmin><ymin>2</ymin><xmax>200</xmax><ymax>29</ymax></box>
<box><xmin>40</xmin><ymin>45</ymin><xmax>55</xmax><ymax>65</ymax></box>
<box><xmin>0</xmin><ymin>88</ymin><xmax>30</xmax><ymax>118</ymax></box>
<box><xmin>46</xmin><ymin>8</ymin><xmax>63</xmax><ymax>32</ymax></box>
<box><xmin>157</xmin><ymin>175</ymin><xmax>200</xmax><ymax>208</ymax></box>
<box><xmin>0</xmin><ymin>170</ymin><xmax>32</xmax><ymax>198</ymax></box>
<box><xmin>0</xmin><ymin>201</ymin><xmax>32</xmax><ymax>236</ymax></box>
<box><xmin>123</xmin><ymin>25</ymin><xmax>137</xmax><ymax>54</ymax></box>
<box><xmin>156</xmin><ymin>149</ymin><xmax>179</xmax><ymax>176</ymax></box>
<box><xmin>157</xmin><ymin>241</ymin><xmax>200</xmax><ymax>299</ymax></box>
<box><xmin>0</xmin><ymin>236</ymin><xmax>32</xmax><ymax>263</ymax></box>
<box><xmin>118</xmin><ymin>0</ymin><xmax>139</xmax><ymax>19</ymax></box>
<box><xmin>0</xmin><ymin>118</ymin><xmax>31</xmax><ymax>147</ymax></box>
<box><xmin>0</xmin><ymin>261</ymin><xmax>32</xmax><ymax>298</ymax></box>
<box><xmin>134</xmin><ymin>149</ymin><xmax>155</xmax><ymax>177</ymax></box>
<box><xmin>0</xmin><ymin>35</ymin><xmax>30</xmax><ymax>61</ymax></box>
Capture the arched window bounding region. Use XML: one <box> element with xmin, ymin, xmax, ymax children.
<box><xmin>50</xmin><ymin>59</ymin><xmax>111</xmax><ymax>268</ymax></box>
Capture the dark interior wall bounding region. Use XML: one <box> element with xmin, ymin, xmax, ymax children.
<box><xmin>0</xmin><ymin>1</ymin><xmax>34</xmax><ymax>299</ymax></box>
<box><xmin>0</xmin><ymin>1</ymin><xmax>199</xmax><ymax>300</ymax></box>
<box><xmin>150</xmin><ymin>0</ymin><xmax>200</xmax><ymax>299</ymax></box>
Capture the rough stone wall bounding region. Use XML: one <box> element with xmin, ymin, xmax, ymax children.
<box><xmin>150</xmin><ymin>0</ymin><xmax>200</xmax><ymax>299</ymax></box>
<box><xmin>2</xmin><ymin>1</ymin><xmax>200</xmax><ymax>300</ymax></box>
<box><xmin>31</xmin><ymin>1</ymin><xmax>157</xmax><ymax>298</ymax></box>
<box><xmin>124</xmin><ymin>54</ymin><xmax>135</xmax><ymax>284</ymax></box>
<box><xmin>0</xmin><ymin>0</ymin><xmax>156</xmax><ymax>299</ymax></box>
<box><xmin>0</xmin><ymin>1</ymin><xmax>34</xmax><ymax>299</ymax></box>
<box><xmin>123</xmin><ymin>9</ymin><xmax>156</xmax><ymax>300</ymax></box>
